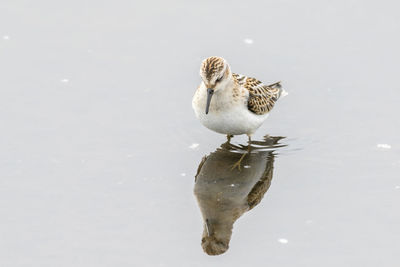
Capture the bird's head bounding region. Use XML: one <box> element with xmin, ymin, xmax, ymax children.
<box><xmin>201</xmin><ymin>218</ymin><xmax>232</xmax><ymax>255</ymax></box>
<box><xmin>199</xmin><ymin>56</ymin><xmax>232</xmax><ymax>114</ymax></box>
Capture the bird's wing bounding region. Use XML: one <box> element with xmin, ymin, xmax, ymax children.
<box><xmin>247</xmin><ymin>153</ymin><xmax>275</xmax><ymax>210</ymax></box>
<box><xmin>194</xmin><ymin>156</ymin><xmax>207</xmax><ymax>183</ymax></box>
<box><xmin>233</xmin><ymin>73</ymin><xmax>282</xmax><ymax>115</ymax></box>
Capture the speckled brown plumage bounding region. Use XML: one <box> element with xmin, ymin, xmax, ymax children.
<box><xmin>247</xmin><ymin>154</ymin><xmax>274</xmax><ymax>209</ymax></box>
<box><xmin>194</xmin><ymin>56</ymin><xmax>286</xmax><ymax>137</ymax></box>
<box><xmin>232</xmin><ymin>73</ymin><xmax>282</xmax><ymax>115</ymax></box>
<box><xmin>201</xmin><ymin>57</ymin><xmax>225</xmax><ymax>80</ymax></box>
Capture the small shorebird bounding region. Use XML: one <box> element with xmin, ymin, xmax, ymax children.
<box><xmin>192</xmin><ymin>56</ymin><xmax>285</xmax><ymax>142</ymax></box>
<box><xmin>194</xmin><ymin>136</ymin><xmax>284</xmax><ymax>255</ymax></box>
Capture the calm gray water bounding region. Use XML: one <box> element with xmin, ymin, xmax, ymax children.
<box><xmin>1</xmin><ymin>0</ymin><xmax>399</xmax><ymax>266</ymax></box>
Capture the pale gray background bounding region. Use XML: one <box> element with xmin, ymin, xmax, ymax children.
<box><xmin>1</xmin><ymin>0</ymin><xmax>399</xmax><ymax>266</ymax></box>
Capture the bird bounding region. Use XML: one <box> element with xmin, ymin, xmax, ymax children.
<box><xmin>193</xmin><ymin>136</ymin><xmax>284</xmax><ymax>255</ymax></box>
<box><xmin>192</xmin><ymin>56</ymin><xmax>286</xmax><ymax>143</ymax></box>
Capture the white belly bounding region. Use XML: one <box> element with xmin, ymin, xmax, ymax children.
<box><xmin>193</xmin><ymin>102</ymin><xmax>268</xmax><ymax>135</ymax></box>
<box><xmin>192</xmin><ymin>83</ymin><xmax>271</xmax><ymax>135</ymax></box>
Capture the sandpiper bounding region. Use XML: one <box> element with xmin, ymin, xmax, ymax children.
<box><xmin>192</xmin><ymin>56</ymin><xmax>285</xmax><ymax>142</ymax></box>
<box><xmin>194</xmin><ymin>136</ymin><xmax>282</xmax><ymax>255</ymax></box>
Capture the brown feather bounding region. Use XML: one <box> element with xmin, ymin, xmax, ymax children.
<box><xmin>233</xmin><ymin>73</ymin><xmax>282</xmax><ymax>115</ymax></box>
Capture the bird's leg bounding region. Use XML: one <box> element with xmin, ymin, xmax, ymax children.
<box><xmin>227</xmin><ymin>134</ymin><xmax>234</xmax><ymax>142</ymax></box>
<box><xmin>231</xmin><ymin>152</ymin><xmax>247</xmax><ymax>171</ymax></box>
<box><xmin>231</xmin><ymin>134</ymin><xmax>252</xmax><ymax>171</ymax></box>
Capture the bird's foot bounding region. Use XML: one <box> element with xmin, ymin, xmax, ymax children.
<box><xmin>247</xmin><ymin>134</ymin><xmax>252</xmax><ymax>145</ymax></box>
<box><xmin>231</xmin><ymin>152</ymin><xmax>247</xmax><ymax>171</ymax></box>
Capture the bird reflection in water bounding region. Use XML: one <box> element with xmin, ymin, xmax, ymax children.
<box><xmin>193</xmin><ymin>135</ymin><xmax>285</xmax><ymax>255</ymax></box>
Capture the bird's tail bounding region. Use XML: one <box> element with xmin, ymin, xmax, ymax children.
<box><xmin>267</xmin><ymin>81</ymin><xmax>288</xmax><ymax>98</ymax></box>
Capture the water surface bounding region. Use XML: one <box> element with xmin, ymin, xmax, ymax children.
<box><xmin>1</xmin><ymin>0</ymin><xmax>399</xmax><ymax>266</ymax></box>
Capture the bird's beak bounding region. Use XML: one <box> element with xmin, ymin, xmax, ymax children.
<box><xmin>205</xmin><ymin>88</ymin><xmax>214</xmax><ymax>114</ymax></box>
<box><xmin>205</xmin><ymin>219</ymin><xmax>212</xmax><ymax>237</ymax></box>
